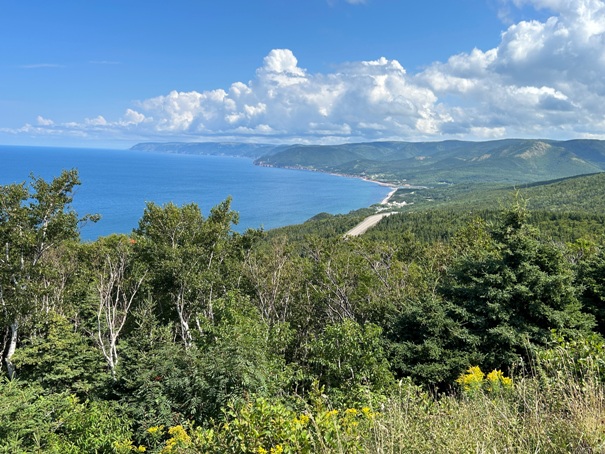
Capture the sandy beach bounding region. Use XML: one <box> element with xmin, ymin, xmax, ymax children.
<box><xmin>380</xmin><ymin>187</ymin><xmax>398</xmax><ymax>205</ymax></box>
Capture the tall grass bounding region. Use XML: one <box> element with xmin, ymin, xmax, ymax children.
<box><xmin>366</xmin><ymin>351</ymin><xmax>605</xmax><ymax>453</ymax></box>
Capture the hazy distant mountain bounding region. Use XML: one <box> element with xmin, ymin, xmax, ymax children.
<box><xmin>131</xmin><ymin>142</ymin><xmax>285</xmax><ymax>159</ymax></box>
<box><xmin>132</xmin><ymin>139</ymin><xmax>605</xmax><ymax>185</ymax></box>
<box><xmin>255</xmin><ymin>139</ymin><xmax>605</xmax><ymax>184</ymax></box>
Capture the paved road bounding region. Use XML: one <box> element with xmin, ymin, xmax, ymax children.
<box><xmin>344</xmin><ymin>212</ymin><xmax>395</xmax><ymax>237</ymax></box>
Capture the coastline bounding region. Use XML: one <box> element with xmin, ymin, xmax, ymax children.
<box><xmin>137</xmin><ymin>151</ymin><xmax>400</xmax><ymax>211</ymax></box>
<box><xmin>254</xmin><ymin>161</ymin><xmax>399</xmax><ymax>203</ymax></box>
<box><xmin>380</xmin><ymin>187</ymin><xmax>398</xmax><ymax>205</ymax></box>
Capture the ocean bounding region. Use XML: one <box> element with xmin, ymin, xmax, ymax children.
<box><xmin>0</xmin><ymin>145</ymin><xmax>391</xmax><ymax>240</ymax></box>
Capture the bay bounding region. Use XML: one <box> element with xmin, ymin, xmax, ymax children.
<box><xmin>0</xmin><ymin>145</ymin><xmax>390</xmax><ymax>240</ymax></box>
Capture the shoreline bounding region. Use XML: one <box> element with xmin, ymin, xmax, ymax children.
<box><xmin>380</xmin><ymin>187</ymin><xmax>398</xmax><ymax>205</ymax></box>
<box><xmin>254</xmin><ymin>161</ymin><xmax>400</xmax><ymax>203</ymax></box>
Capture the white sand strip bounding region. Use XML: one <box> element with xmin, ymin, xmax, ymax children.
<box><xmin>380</xmin><ymin>188</ymin><xmax>397</xmax><ymax>205</ymax></box>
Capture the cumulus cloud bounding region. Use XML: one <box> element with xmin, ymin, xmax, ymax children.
<box><xmin>93</xmin><ymin>48</ymin><xmax>446</xmax><ymax>142</ymax></box>
<box><xmin>12</xmin><ymin>0</ymin><xmax>605</xmax><ymax>143</ymax></box>
<box><xmin>36</xmin><ymin>116</ymin><xmax>54</xmax><ymax>126</ymax></box>
<box><xmin>419</xmin><ymin>0</ymin><xmax>605</xmax><ymax>138</ymax></box>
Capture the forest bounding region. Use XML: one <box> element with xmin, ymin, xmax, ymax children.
<box><xmin>2</xmin><ymin>169</ymin><xmax>605</xmax><ymax>452</ymax></box>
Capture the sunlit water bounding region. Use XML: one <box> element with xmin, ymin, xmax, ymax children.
<box><xmin>0</xmin><ymin>145</ymin><xmax>390</xmax><ymax>240</ymax></box>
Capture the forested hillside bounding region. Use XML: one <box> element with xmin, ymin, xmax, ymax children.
<box><xmin>256</xmin><ymin>139</ymin><xmax>605</xmax><ymax>184</ymax></box>
<box><xmin>3</xmin><ymin>170</ymin><xmax>605</xmax><ymax>452</ymax></box>
<box><xmin>273</xmin><ymin>171</ymin><xmax>605</xmax><ymax>244</ymax></box>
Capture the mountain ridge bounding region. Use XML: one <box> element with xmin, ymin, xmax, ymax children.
<box><xmin>255</xmin><ymin>139</ymin><xmax>605</xmax><ymax>184</ymax></box>
<box><xmin>131</xmin><ymin>139</ymin><xmax>605</xmax><ymax>185</ymax></box>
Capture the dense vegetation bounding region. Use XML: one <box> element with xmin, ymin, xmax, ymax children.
<box><xmin>3</xmin><ymin>169</ymin><xmax>605</xmax><ymax>452</ymax></box>
<box><xmin>256</xmin><ymin>139</ymin><xmax>605</xmax><ymax>184</ymax></box>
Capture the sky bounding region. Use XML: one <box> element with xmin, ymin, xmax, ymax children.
<box><xmin>1</xmin><ymin>0</ymin><xmax>604</xmax><ymax>148</ymax></box>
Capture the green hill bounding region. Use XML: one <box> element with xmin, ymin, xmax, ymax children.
<box><xmin>255</xmin><ymin>139</ymin><xmax>605</xmax><ymax>185</ymax></box>
<box><xmin>390</xmin><ymin>171</ymin><xmax>605</xmax><ymax>213</ymax></box>
<box><xmin>271</xmin><ymin>172</ymin><xmax>605</xmax><ymax>243</ymax></box>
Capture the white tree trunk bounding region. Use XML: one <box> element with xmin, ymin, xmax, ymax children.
<box><xmin>4</xmin><ymin>320</ymin><xmax>18</xmax><ymax>379</ymax></box>
<box><xmin>97</xmin><ymin>246</ymin><xmax>145</xmax><ymax>379</ymax></box>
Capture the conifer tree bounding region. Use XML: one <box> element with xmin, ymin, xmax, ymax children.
<box><xmin>443</xmin><ymin>203</ymin><xmax>594</xmax><ymax>370</ymax></box>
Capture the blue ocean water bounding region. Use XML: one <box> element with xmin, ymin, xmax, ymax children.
<box><xmin>0</xmin><ymin>145</ymin><xmax>390</xmax><ymax>240</ymax></box>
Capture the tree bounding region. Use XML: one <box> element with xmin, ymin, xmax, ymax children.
<box><xmin>387</xmin><ymin>294</ymin><xmax>480</xmax><ymax>387</ymax></box>
<box><xmin>12</xmin><ymin>312</ymin><xmax>108</xmax><ymax>397</ymax></box>
<box><xmin>0</xmin><ymin>170</ymin><xmax>87</xmax><ymax>378</ymax></box>
<box><xmin>0</xmin><ymin>379</ymin><xmax>132</xmax><ymax>452</ymax></box>
<box><xmin>244</xmin><ymin>235</ymin><xmax>311</xmax><ymax>326</ymax></box>
<box><xmin>442</xmin><ymin>204</ymin><xmax>594</xmax><ymax>371</ymax></box>
<box><xmin>575</xmin><ymin>244</ymin><xmax>605</xmax><ymax>335</ymax></box>
<box><xmin>134</xmin><ymin>198</ymin><xmax>240</xmax><ymax>347</ymax></box>
<box><xmin>92</xmin><ymin>235</ymin><xmax>146</xmax><ymax>379</ymax></box>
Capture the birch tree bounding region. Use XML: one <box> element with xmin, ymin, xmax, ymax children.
<box><xmin>0</xmin><ymin>170</ymin><xmax>84</xmax><ymax>378</ymax></box>
<box><xmin>134</xmin><ymin>198</ymin><xmax>239</xmax><ymax>348</ymax></box>
<box><xmin>95</xmin><ymin>235</ymin><xmax>146</xmax><ymax>379</ymax></box>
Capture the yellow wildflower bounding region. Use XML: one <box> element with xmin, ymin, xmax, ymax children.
<box><xmin>456</xmin><ymin>366</ymin><xmax>485</xmax><ymax>392</ymax></box>
<box><xmin>270</xmin><ymin>445</ymin><xmax>284</xmax><ymax>454</ymax></box>
<box><xmin>486</xmin><ymin>369</ymin><xmax>513</xmax><ymax>392</ymax></box>
<box><xmin>147</xmin><ymin>425</ymin><xmax>164</xmax><ymax>435</ymax></box>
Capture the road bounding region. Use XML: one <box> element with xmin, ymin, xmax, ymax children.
<box><xmin>344</xmin><ymin>212</ymin><xmax>395</xmax><ymax>237</ymax></box>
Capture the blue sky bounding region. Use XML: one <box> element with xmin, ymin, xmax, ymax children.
<box><xmin>1</xmin><ymin>0</ymin><xmax>603</xmax><ymax>147</ymax></box>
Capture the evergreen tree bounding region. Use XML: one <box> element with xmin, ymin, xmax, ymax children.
<box><xmin>443</xmin><ymin>204</ymin><xmax>594</xmax><ymax>371</ymax></box>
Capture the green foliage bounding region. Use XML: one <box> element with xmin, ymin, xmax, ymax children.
<box><xmin>7</xmin><ymin>170</ymin><xmax>605</xmax><ymax>452</ymax></box>
<box><xmin>116</xmin><ymin>292</ymin><xmax>292</xmax><ymax>432</ymax></box>
<box><xmin>180</xmin><ymin>292</ymin><xmax>292</xmax><ymax>421</ymax></box>
<box><xmin>12</xmin><ymin>312</ymin><xmax>108</xmax><ymax>397</ymax></box>
<box><xmin>304</xmin><ymin>320</ymin><xmax>394</xmax><ymax>402</ymax></box>
<box><xmin>269</xmin><ymin>209</ymin><xmax>373</xmax><ymax>241</ymax></box>
<box><xmin>443</xmin><ymin>203</ymin><xmax>594</xmax><ymax>371</ymax></box>
<box><xmin>257</xmin><ymin>139</ymin><xmax>605</xmax><ymax>185</ymax></box>
<box><xmin>148</xmin><ymin>395</ymin><xmax>378</xmax><ymax>454</ymax></box>
<box><xmin>387</xmin><ymin>295</ymin><xmax>480</xmax><ymax>387</ymax></box>
<box><xmin>0</xmin><ymin>379</ymin><xmax>132</xmax><ymax>453</ymax></box>
<box><xmin>114</xmin><ymin>318</ymin><xmax>185</xmax><ymax>433</ymax></box>
<box><xmin>367</xmin><ymin>361</ymin><xmax>605</xmax><ymax>453</ymax></box>
<box><xmin>576</xmin><ymin>245</ymin><xmax>605</xmax><ymax>334</ymax></box>
<box><xmin>133</xmin><ymin>197</ymin><xmax>245</xmax><ymax>346</ymax></box>
<box><xmin>537</xmin><ymin>332</ymin><xmax>605</xmax><ymax>383</ymax></box>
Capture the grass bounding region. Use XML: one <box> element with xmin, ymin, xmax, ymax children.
<box><xmin>365</xmin><ymin>353</ymin><xmax>605</xmax><ymax>453</ymax></box>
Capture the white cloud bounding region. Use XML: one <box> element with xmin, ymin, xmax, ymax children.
<box><xmin>120</xmin><ymin>109</ymin><xmax>146</xmax><ymax>126</ymax></box>
<box><xmin>11</xmin><ymin>0</ymin><xmax>605</xmax><ymax>143</ymax></box>
<box><xmin>419</xmin><ymin>0</ymin><xmax>605</xmax><ymax>138</ymax></box>
<box><xmin>85</xmin><ymin>116</ymin><xmax>108</xmax><ymax>126</ymax></box>
<box><xmin>36</xmin><ymin>116</ymin><xmax>54</xmax><ymax>126</ymax></box>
